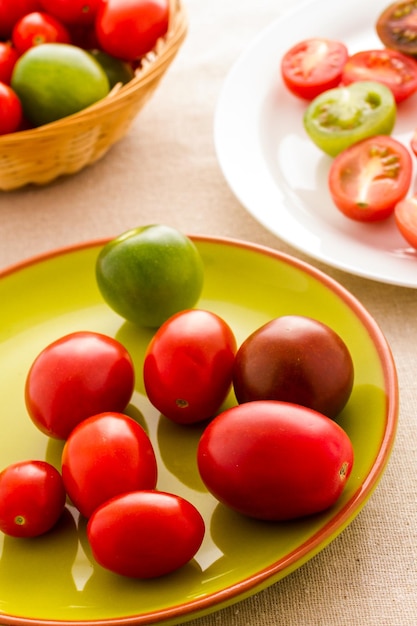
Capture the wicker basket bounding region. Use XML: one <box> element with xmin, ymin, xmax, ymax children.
<box><xmin>0</xmin><ymin>0</ymin><xmax>187</xmax><ymax>191</ymax></box>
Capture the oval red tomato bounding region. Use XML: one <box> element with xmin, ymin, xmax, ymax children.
<box><xmin>61</xmin><ymin>412</ymin><xmax>158</xmax><ymax>518</ymax></box>
<box><xmin>328</xmin><ymin>135</ymin><xmax>412</xmax><ymax>222</ymax></box>
<box><xmin>394</xmin><ymin>195</ymin><xmax>417</xmax><ymax>250</ymax></box>
<box><xmin>87</xmin><ymin>490</ymin><xmax>205</xmax><ymax>578</ymax></box>
<box><xmin>0</xmin><ymin>460</ymin><xmax>66</xmax><ymax>537</ymax></box>
<box><xmin>0</xmin><ymin>82</ymin><xmax>22</xmax><ymax>135</ymax></box>
<box><xmin>25</xmin><ymin>331</ymin><xmax>135</xmax><ymax>440</ymax></box>
<box><xmin>143</xmin><ymin>309</ymin><xmax>237</xmax><ymax>425</ymax></box>
<box><xmin>95</xmin><ymin>0</ymin><xmax>170</xmax><ymax>61</ymax></box>
<box><xmin>232</xmin><ymin>315</ymin><xmax>354</xmax><ymax>419</ymax></box>
<box><xmin>341</xmin><ymin>48</ymin><xmax>417</xmax><ymax>103</ymax></box>
<box><xmin>0</xmin><ymin>42</ymin><xmax>19</xmax><ymax>85</ymax></box>
<box><xmin>12</xmin><ymin>11</ymin><xmax>71</xmax><ymax>54</ymax></box>
<box><xmin>281</xmin><ymin>38</ymin><xmax>348</xmax><ymax>100</ymax></box>
<box><xmin>39</xmin><ymin>0</ymin><xmax>101</xmax><ymax>26</ymax></box>
<box><xmin>197</xmin><ymin>401</ymin><xmax>354</xmax><ymax>521</ymax></box>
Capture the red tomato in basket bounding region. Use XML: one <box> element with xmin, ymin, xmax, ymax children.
<box><xmin>25</xmin><ymin>331</ymin><xmax>135</xmax><ymax>440</ymax></box>
<box><xmin>0</xmin><ymin>460</ymin><xmax>66</xmax><ymax>537</ymax></box>
<box><xmin>61</xmin><ymin>412</ymin><xmax>158</xmax><ymax>518</ymax></box>
<box><xmin>341</xmin><ymin>49</ymin><xmax>417</xmax><ymax>104</ymax></box>
<box><xmin>328</xmin><ymin>135</ymin><xmax>412</xmax><ymax>222</ymax></box>
<box><xmin>197</xmin><ymin>401</ymin><xmax>354</xmax><ymax>521</ymax></box>
<box><xmin>95</xmin><ymin>0</ymin><xmax>170</xmax><ymax>61</ymax></box>
<box><xmin>281</xmin><ymin>38</ymin><xmax>348</xmax><ymax>100</ymax></box>
<box><xmin>0</xmin><ymin>82</ymin><xmax>22</xmax><ymax>135</ymax></box>
<box><xmin>12</xmin><ymin>12</ymin><xmax>71</xmax><ymax>55</ymax></box>
<box><xmin>143</xmin><ymin>309</ymin><xmax>237</xmax><ymax>425</ymax></box>
<box><xmin>39</xmin><ymin>0</ymin><xmax>101</xmax><ymax>26</ymax></box>
<box><xmin>394</xmin><ymin>195</ymin><xmax>417</xmax><ymax>250</ymax></box>
<box><xmin>87</xmin><ymin>490</ymin><xmax>205</xmax><ymax>577</ymax></box>
<box><xmin>0</xmin><ymin>43</ymin><xmax>19</xmax><ymax>85</ymax></box>
<box><xmin>0</xmin><ymin>0</ymin><xmax>42</xmax><ymax>39</ymax></box>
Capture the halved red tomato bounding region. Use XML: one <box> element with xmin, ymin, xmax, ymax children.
<box><xmin>328</xmin><ymin>135</ymin><xmax>412</xmax><ymax>222</ymax></box>
<box><xmin>376</xmin><ymin>1</ymin><xmax>417</xmax><ymax>56</ymax></box>
<box><xmin>342</xmin><ymin>48</ymin><xmax>417</xmax><ymax>103</ymax></box>
<box><xmin>394</xmin><ymin>195</ymin><xmax>417</xmax><ymax>249</ymax></box>
<box><xmin>281</xmin><ymin>38</ymin><xmax>348</xmax><ymax>100</ymax></box>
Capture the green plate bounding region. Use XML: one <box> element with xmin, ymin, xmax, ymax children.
<box><xmin>0</xmin><ymin>236</ymin><xmax>398</xmax><ymax>626</ymax></box>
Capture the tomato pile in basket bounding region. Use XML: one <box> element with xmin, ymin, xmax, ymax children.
<box><xmin>0</xmin><ymin>0</ymin><xmax>170</xmax><ymax>133</ymax></box>
<box><xmin>280</xmin><ymin>0</ymin><xmax>417</xmax><ymax>250</ymax></box>
<box><xmin>0</xmin><ymin>224</ymin><xmax>356</xmax><ymax>580</ymax></box>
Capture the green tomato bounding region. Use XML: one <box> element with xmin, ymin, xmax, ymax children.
<box><xmin>303</xmin><ymin>81</ymin><xmax>396</xmax><ymax>157</ymax></box>
<box><xmin>96</xmin><ymin>225</ymin><xmax>205</xmax><ymax>328</ymax></box>
<box><xmin>88</xmin><ymin>50</ymin><xmax>134</xmax><ymax>89</ymax></box>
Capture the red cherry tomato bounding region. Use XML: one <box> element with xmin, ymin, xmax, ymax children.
<box><xmin>281</xmin><ymin>38</ymin><xmax>348</xmax><ymax>100</ymax></box>
<box><xmin>341</xmin><ymin>48</ymin><xmax>417</xmax><ymax>103</ymax></box>
<box><xmin>328</xmin><ymin>135</ymin><xmax>412</xmax><ymax>222</ymax></box>
<box><xmin>143</xmin><ymin>309</ymin><xmax>237</xmax><ymax>425</ymax></box>
<box><xmin>87</xmin><ymin>490</ymin><xmax>205</xmax><ymax>578</ymax></box>
<box><xmin>0</xmin><ymin>0</ymin><xmax>42</xmax><ymax>39</ymax></box>
<box><xmin>62</xmin><ymin>412</ymin><xmax>158</xmax><ymax>518</ymax></box>
<box><xmin>39</xmin><ymin>0</ymin><xmax>101</xmax><ymax>26</ymax></box>
<box><xmin>197</xmin><ymin>401</ymin><xmax>354</xmax><ymax>521</ymax></box>
<box><xmin>394</xmin><ymin>195</ymin><xmax>417</xmax><ymax>250</ymax></box>
<box><xmin>25</xmin><ymin>331</ymin><xmax>135</xmax><ymax>440</ymax></box>
<box><xmin>12</xmin><ymin>12</ymin><xmax>71</xmax><ymax>54</ymax></box>
<box><xmin>95</xmin><ymin>0</ymin><xmax>170</xmax><ymax>61</ymax></box>
<box><xmin>0</xmin><ymin>82</ymin><xmax>22</xmax><ymax>135</ymax></box>
<box><xmin>0</xmin><ymin>43</ymin><xmax>19</xmax><ymax>85</ymax></box>
<box><xmin>0</xmin><ymin>460</ymin><xmax>66</xmax><ymax>537</ymax></box>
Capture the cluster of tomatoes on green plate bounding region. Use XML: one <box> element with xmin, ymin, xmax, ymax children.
<box><xmin>0</xmin><ymin>225</ymin><xmax>356</xmax><ymax>580</ymax></box>
<box><xmin>0</xmin><ymin>0</ymin><xmax>170</xmax><ymax>134</ymax></box>
<box><xmin>280</xmin><ymin>0</ymin><xmax>417</xmax><ymax>250</ymax></box>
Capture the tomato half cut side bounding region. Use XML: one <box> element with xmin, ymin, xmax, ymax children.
<box><xmin>376</xmin><ymin>1</ymin><xmax>417</xmax><ymax>56</ymax></box>
<box><xmin>328</xmin><ymin>135</ymin><xmax>412</xmax><ymax>222</ymax></box>
<box><xmin>281</xmin><ymin>38</ymin><xmax>349</xmax><ymax>100</ymax></box>
<box><xmin>342</xmin><ymin>48</ymin><xmax>417</xmax><ymax>103</ymax></box>
<box><xmin>394</xmin><ymin>196</ymin><xmax>417</xmax><ymax>249</ymax></box>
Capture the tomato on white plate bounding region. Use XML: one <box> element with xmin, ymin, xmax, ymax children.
<box><xmin>394</xmin><ymin>195</ymin><xmax>417</xmax><ymax>250</ymax></box>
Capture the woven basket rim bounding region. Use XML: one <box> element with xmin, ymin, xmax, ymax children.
<box><xmin>0</xmin><ymin>0</ymin><xmax>186</xmax><ymax>145</ymax></box>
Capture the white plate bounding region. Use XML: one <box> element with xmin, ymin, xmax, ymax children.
<box><xmin>214</xmin><ymin>0</ymin><xmax>417</xmax><ymax>287</ymax></box>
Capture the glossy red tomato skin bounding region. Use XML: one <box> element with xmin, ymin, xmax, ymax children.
<box><xmin>143</xmin><ymin>309</ymin><xmax>237</xmax><ymax>425</ymax></box>
<box><xmin>197</xmin><ymin>401</ymin><xmax>354</xmax><ymax>521</ymax></box>
<box><xmin>61</xmin><ymin>412</ymin><xmax>158</xmax><ymax>518</ymax></box>
<box><xmin>341</xmin><ymin>49</ymin><xmax>417</xmax><ymax>103</ymax></box>
<box><xmin>95</xmin><ymin>0</ymin><xmax>170</xmax><ymax>61</ymax></box>
<box><xmin>233</xmin><ymin>315</ymin><xmax>354</xmax><ymax>420</ymax></box>
<box><xmin>25</xmin><ymin>331</ymin><xmax>135</xmax><ymax>440</ymax></box>
<box><xmin>281</xmin><ymin>38</ymin><xmax>348</xmax><ymax>100</ymax></box>
<box><xmin>394</xmin><ymin>195</ymin><xmax>417</xmax><ymax>249</ymax></box>
<box><xmin>0</xmin><ymin>43</ymin><xmax>19</xmax><ymax>85</ymax></box>
<box><xmin>0</xmin><ymin>82</ymin><xmax>22</xmax><ymax>135</ymax></box>
<box><xmin>39</xmin><ymin>0</ymin><xmax>101</xmax><ymax>26</ymax></box>
<box><xmin>0</xmin><ymin>0</ymin><xmax>42</xmax><ymax>39</ymax></box>
<box><xmin>328</xmin><ymin>135</ymin><xmax>412</xmax><ymax>222</ymax></box>
<box><xmin>12</xmin><ymin>12</ymin><xmax>71</xmax><ymax>55</ymax></box>
<box><xmin>0</xmin><ymin>460</ymin><xmax>66</xmax><ymax>537</ymax></box>
<box><xmin>87</xmin><ymin>490</ymin><xmax>205</xmax><ymax>578</ymax></box>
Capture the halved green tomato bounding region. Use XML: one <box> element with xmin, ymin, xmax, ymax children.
<box><xmin>303</xmin><ymin>81</ymin><xmax>396</xmax><ymax>157</ymax></box>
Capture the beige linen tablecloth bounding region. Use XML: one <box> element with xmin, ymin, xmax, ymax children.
<box><xmin>0</xmin><ymin>1</ymin><xmax>416</xmax><ymax>625</ymax></box>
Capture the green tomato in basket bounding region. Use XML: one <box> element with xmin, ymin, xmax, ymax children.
<box><xmin>11</xmin><ymin>43</ymin><xmax>110</xmax><ymax>126</ymax></box>
<box><xmin>88</xmin><ymin>50</ymin><xmax>135</xmax><ymax>89</ymax></box>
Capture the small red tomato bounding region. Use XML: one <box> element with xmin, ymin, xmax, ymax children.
<box><xmin>0</xmin><ymin>82</ymin><xmax>22</xmax><ymax>135</ymax></box>
<box><xmin>87</xmin><ymin>490</ymin><xmax>205</xmax><ymax>578</ymax></box>
<box><xmin>61</xmin><ymin>412</ymin><xmax>158</xmax><ymax>518</ymax></box>
<box><xmin>39</xmin><ymin>0</ymin><xmax>101</xmax><ymax>26</ymax></box>
<box><xmin>233</xmin><ymin>315</ymin><xmax>354</xmax><ymax>419</ymax></box>
<box><xmin>143</xmin><ymin>309</ymin><xmax>237</xmax><ymax>425</ymax></box>
<box><xmin>328</xmin><ymin>135</ymin><xmax>412</xmax><ymax>222</ymax></box>
<box><xmin>0</xmin><ymin>460</ymin><xmax>66</xmax><ymax>537</ymax></box>
<box><xmin>25</xmin><ymin>331</ymin><xmax>135</xmax><ymax>440</ymax></box>
<box><xmin>0</xmin><ymin>42</ymin><xmax>19</xmax><ymax>85</ymax></box>
<box><xmin>12</xmin><ymin>12</ymin><xmax>71</xmax><ymax>55</ymax></box>
<box><xmin>95</xmin><ymin>0</ymin><xmax>170</xmax><ymax>61</ymax></box>
<box><xmin>197</xmin><ymin>401</ymin><xmax>354</xmax><ymax>521</ymax></box>
<box><xmin>394</xmin><ymin>195</ymin><xmax>417</xmax><ymax>250</ymax></box>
